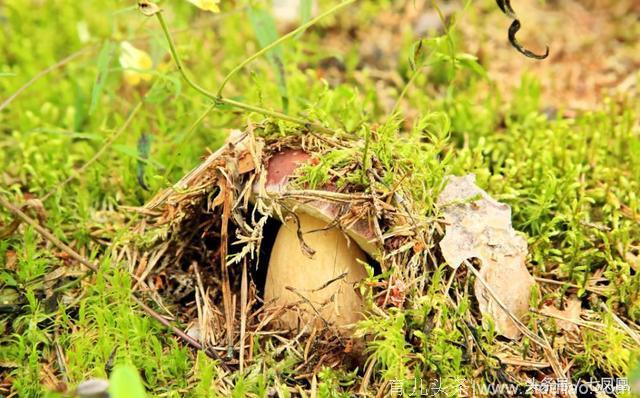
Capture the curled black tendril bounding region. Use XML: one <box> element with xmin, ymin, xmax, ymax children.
<box><xmin>496</xmin><ymin>0</ymin><xmax>516</xmax><ymax>18</ymax></box>
<box><xmin>508</xmin><ymin>20</ymin><xmax>550</xmax><ymax>60</ymax></box>
<box><xmin>496</xmin><ymin>0</ymin><xmax>549</xmax><ymax>59</ymax></box>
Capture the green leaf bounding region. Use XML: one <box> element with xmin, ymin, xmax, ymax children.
<box><xmin>408</xmin><ymin>39</ymin><xmax>424</xmax><ymax>71</ymax></box>
<box><xmin>109</xmin><ymin>364</ymin><xmax>147</xmax><ymax>398</ymax></box>
<box><xmin>73</xmin><ymin>78</ymin><xmax>89</xmax><ymax>131</ymax></box>
<box><xmin>247</xmin><ymin>7</ymin><xmax>288</xmax><ymax>111</ymax></box>
<box><xmin>247</xmin><ymin>8</ymin><xmax>280</xmax><ymax>58</ymax></box>
<box><xmin>89</xmin><ymin>40</ymin><xmax>115</xmax><ymax>115</ymax></box>
<box><xmin>0</xmin><ymin>272</ymin><xmax>18</xmax><ymax>287</ymax></box>
<box><xmin>136</xmin><ymin>132</ymin><xmax>152</xmax><ymax>191</ymax></box>
<box><xmin>112</xmin><ymin>144</ymin><xmax>163</xmax><ymax>168</ymax></box>
<box><xmin>296</xmin><ymin>0</ymin><xmax>312</xmax><ymax>38</ymax></box>
<box><xmin>144</xmin><ymin>74</ymin><xmax>182</xmax><ymax>104</ymax></box>
<box><xmin>629</xmin><ymin>360</ymin><xmax>640</xmax><ymax>394</ymax></box>
<box><xmin>454</xmin><ymin>52</ymin><xmax>487</xmax><ymax>78</ymax></box>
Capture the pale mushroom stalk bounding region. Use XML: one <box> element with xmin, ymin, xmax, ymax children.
<box><xmin>265</xmin><ymin>212</ymin><xmax>368</xmax><ymax>331</ymax></box>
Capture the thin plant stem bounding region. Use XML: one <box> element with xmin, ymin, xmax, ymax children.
<box><xmin>360</xmin><ymin>126</ymin><xmax>371</xmax><ymax>184</ymax></box>
<box><xmin>216</xmin><ymin>0</ymin><xmax>355</xmax><ymax>97</ymax></box>
<box><xmin>390</xmin><ymin>66</ymin><xmax>422</xmax><ymax>117</ymax></box>
<box><xmin>41</xmin><ymin>102</ymin><xmax>143</xmax><ymax>202</ymax></box>
<box><xmin>0</xmin><ymin>195</ymin><xmax>98</xmax><ymax>272</ymax></box>
<box><xmin>163</xmin><ymin>102</ymin><xmax>217</xmax><ymax>178</ymax></box>
<box><xmin>389</xmin><ymin>58</ymin><xmax>441</xmax><ymax>117</ymax></box>
<box><xmin>0</xmin><ymin>48</ymin><xmax>90</xmax><ymax>113</ymax></box>
<box><xmin>390</xmin><ymin>0</ymin><xmax>466</xmax><ymax>118</ymax></box>
<box><xmin>156</xmin><ymin>12</ymin><xmax>213</xmax><ymax>100</ymax></box>
<box><xmin>154</xmin><ymin>12</ymin><xmax>334</xmax><ymax>135</ymax></box>
<box><xmin>222</xmin><ymin>97</ymin><xmax>332</xmax><ymax>134</ymax></box>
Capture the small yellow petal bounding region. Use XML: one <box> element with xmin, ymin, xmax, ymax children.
<box><xmin>124</xmin><ymin>71</ymin><xmax>141</xmax><ymax>86</ymax></box>
<box><xmin>187</xmin><ymin>0</ymin><xmax>220</xmax><ymax>13</ymax></box>
<box><xmin>119</xmin><ymin>41</ymin><xmax>153</xmax><ymax>86</ymax></box>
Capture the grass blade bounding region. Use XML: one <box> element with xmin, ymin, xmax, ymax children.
<box><xmin>296</xmin><ymin>0</ymin><xmax>313</xmax><ymax>38</ymax></box>
<box><xmin>136</xmin><ymin>132</ymin><xmax>152</xmax><ymax>191</ymax></box>
<box><xmin>89</xmin><ymin>40</ymin><xmax>115</xmax><ymax>114</ymax></box>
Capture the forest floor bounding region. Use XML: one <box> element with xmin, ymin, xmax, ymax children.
<box><xmin>1</xmin><ymin>0</ymin><xmax>639</xmax><ymax>397</ymax></box>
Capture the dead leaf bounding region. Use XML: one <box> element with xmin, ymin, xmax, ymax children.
<box><xmin>4</xmin><ymin>251</ymin><xmax>17</xmax><ymax>271</ymax></box>
<box><xmin>438</xmin><ymin>174</ymin><xmax>534</xmax><ymax>339</ymax></box>
<box><xmin>625</xmin><ymin>251</ymin><xmax>639</xmax><ymax>272</ymax></box>
<box><xmin>137</xmin><ymin>0</ymin><xmax>161</xmax><ymax>17</ymax></box>
<box><xmin>0</xmin><ymin>219</ymin><xmax>20</xmax><ymax>239</ymax></box>
<box><xmin>237</xmin><ymin>151</ymin><xmax>255</xmax><ymax>175</ymax></box>
<box><xmin>541</xmin><ymin>298</ymin><xmax>582</xmax><ymax>332</ymax></box>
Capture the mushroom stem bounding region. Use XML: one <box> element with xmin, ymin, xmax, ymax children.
<box><xmin>265</xmin><ymin>212</ymin><xmax>368</xmax><ymax>331</ymax></box>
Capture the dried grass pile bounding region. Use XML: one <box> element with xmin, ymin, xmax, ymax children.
<box><xmin>122</xmin><ymin>122</ymin><xmax>437</xmax><ymax>373</ymax></box>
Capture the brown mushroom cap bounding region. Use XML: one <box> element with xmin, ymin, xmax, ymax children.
<box><xmin>256</xmin><ymin>148</ymin><xmax>380</xmax><ymax>258</ymax></box>
<box><xmin>264</xmin><ymin>149</ymin><xmax>311</xmax><ymax>190</ymax></box>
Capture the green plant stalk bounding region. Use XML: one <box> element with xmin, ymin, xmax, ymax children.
<box><xmin>391</xmin><ymin>0</ymin><xmax>456</xmax><ymax>118</ymax></box>
<box><xmin>0</xmin><ymin>47</ymin><xmax>90</xmax><ymax>113</ymax></box>
<box><xmin>155</xmin><ymin>12</ymin><xmax>334</xmax><ymax>134</ymax></box>
<box><xmin>41</xmin><ymin>101</ymin><xmax>143</xmax><ymax>202</ymax></box>
<box><xmin>390</xmin><ymin>66</ymin><xmax>423</xmax><ymax>117</ymax></box>
<box><xmin>390</xmin><ymin>58</ymin><xmax>442</xmax><ymax>117</ymax></box>
<box><xmin>360</xmin><ymin>125</ymin><xmax>370</xmax><ymax>184</ymax></box>
<box><xmin>216</xmin><ymin>0</ymin><xmax>356</xmax><ymax>97</ymax></box>
<box><xmin>164</xmin><ymin>102</ymin><xmax>217</xmax><ymax>178</ymax></box>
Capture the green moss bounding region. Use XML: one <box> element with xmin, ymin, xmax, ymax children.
<box><xmin>1</xmin><ymin>0</ymin><xmax>638</xmax><ymax>396</ymax></box>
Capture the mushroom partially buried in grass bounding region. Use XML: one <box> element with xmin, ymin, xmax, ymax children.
<box><xmin>256</xmin><ymin>149</ymin><xmax>380</xmax><ymax>333</ymax></box>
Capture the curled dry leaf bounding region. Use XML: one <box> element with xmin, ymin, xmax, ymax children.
<box><xmin>438</xmin><ymin>174</ymin><xmax>534</xmax><ymax>339</ymax></box>
<box><xmin>137</xmin><ymin>0</ymin><xmax>161</xmax><ymax>17</ymax></box>
<box><xmin>540</xmin><ymin>298</ymin><xmax>582</xmax><ymax>333</ymax></box>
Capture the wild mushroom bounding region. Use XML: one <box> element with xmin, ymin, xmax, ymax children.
<box><xmin>256</xmin><ymin>149</ymin><xmax>380</xmax><ymax>332</ymax></box>
<box><xmin>148</xmin><ymin>136</ymin><xmax>381</xmax><ymax>333</ymax></box>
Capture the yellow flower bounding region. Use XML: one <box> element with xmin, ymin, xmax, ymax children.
<box><xmin>119</xmin><ymin>42</ymin><xmax>153</xmax><ymax>86</ymax></box>
<box><xmin>187</xmin><ymin>0</ymin><xmax>220</xmax><ymax>13</ymax></box>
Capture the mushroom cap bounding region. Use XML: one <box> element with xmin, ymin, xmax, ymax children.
<box><xmin>256</xmin><ymin>148</ymin><xmax>380</xmax><ymax>259</ymax></box>
<box><xmin>264</xmin><ymin>149</ymin><xmax>311</xmax><ymax>191</ymax></box>
<box><xmin>144</xmin><ymin>134</ymin><xmax>382</xmax><ymax>259</ymax></box>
